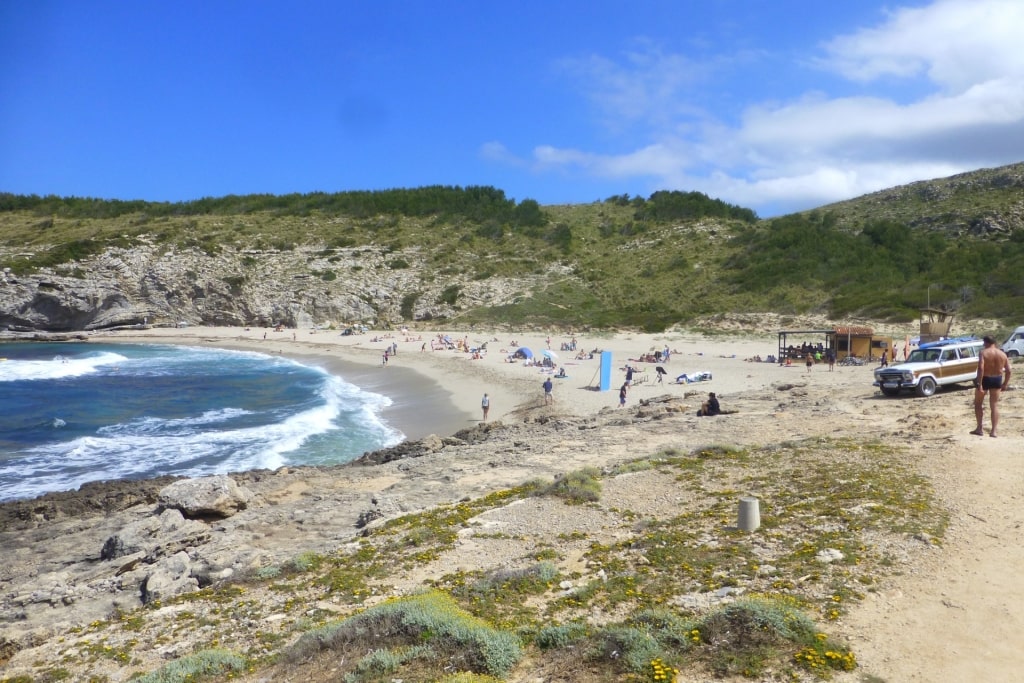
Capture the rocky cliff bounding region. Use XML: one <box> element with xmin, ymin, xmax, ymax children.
<box><xmin>0</xmin><ymin>238</ymin><xmax>555</xmax><ymax>332</ymax></box>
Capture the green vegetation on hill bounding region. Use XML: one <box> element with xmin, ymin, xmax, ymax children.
<box><xmin>0</xmin><ymin>185</ymin><xmax>543</xmax><ymax>224</ymax></box>
<box><xmin>727</xmin><ymin>211</ymin><xmax>1024</xmax><ymax>320</ymax></box>
<box><xmin>2</xmin><ymin>165</ymin><xmax>1024</xmax><ymax>329</ymax></box>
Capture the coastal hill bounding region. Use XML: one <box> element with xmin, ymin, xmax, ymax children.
<box><xmin>2</xmin><ymin>161</ymin><xmax>1024</xmax><ymax>334</ymax></box>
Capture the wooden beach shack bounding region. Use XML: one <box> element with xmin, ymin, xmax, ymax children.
<box><xmin>831</xmin><ymin>326</ymin><xmax>892</xmax><ymax>361</ymax></box>
<box><xmin>778</xmin><ymin>326</ymin><xmax>894</xmax><ymax>362</ymax></box>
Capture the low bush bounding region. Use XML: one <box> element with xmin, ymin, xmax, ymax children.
<box><xmin>535</xmin><ymin>467</ymin><xmax>602</xmax><ymax>504</ymax></box>
<box><xmin>286</xmin><ymin>591</ymin><xmax>522</xmax><ymax>678</ymax></box>
<box><xmin>131</xmin><ymin>648</ymin><xmax>247</xmax><ymax>683</ymax></box>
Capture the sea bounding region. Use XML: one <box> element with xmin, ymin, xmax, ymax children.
<box><xmin>0</xmin><ymin>342</ymin><xmax>404</xmax><ymax>503</ymax></box>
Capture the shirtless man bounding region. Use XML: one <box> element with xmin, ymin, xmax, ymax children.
<box><xmin>972</xmin><ymin>335</ymin><xmax>1011</xmax><ymax>437</ymax></box>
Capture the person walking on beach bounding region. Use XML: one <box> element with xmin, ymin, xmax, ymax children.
<box><xmin>618</xmin><ymin>382</ymin><xmax>628</xmax><ymax>408</ymax></box>
<box><xmin>542</xmin><ymin>378</ymin><xmax>553</xmax><ymax>405</ymax></box>
<box><xmin>972</xmin><ymin>335</ymin><xmax>1011</xmax><ymax>437</ymax></box>
<box><xmin>481</xmin><ymin>393</ymin><xmax>490</xmax><ymax>421</ymax></box>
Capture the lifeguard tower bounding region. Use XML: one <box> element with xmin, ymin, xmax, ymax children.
<box><xmin>919</xmin><ymin>306</ymin><xmax>954</xmax><ymax>344</ymax></box>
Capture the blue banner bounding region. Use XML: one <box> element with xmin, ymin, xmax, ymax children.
<box><xmin>600</xmin><ymin>350</ymin><xmax>613</xmax><ymax>391</ymax></box>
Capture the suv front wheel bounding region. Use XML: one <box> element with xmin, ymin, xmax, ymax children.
<box><xmin>916</xmin><ymin>376</ymin><xmax>937</xmax><ymax>397</ymax></box>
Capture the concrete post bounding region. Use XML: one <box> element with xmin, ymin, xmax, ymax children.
<box><xmin>738</xmin><ymin>497</ymin><xmax>761</xmax><ymax>532</ymax></box>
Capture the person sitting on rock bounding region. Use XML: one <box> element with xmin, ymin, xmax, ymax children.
<box><xmin>696</xmin><ymin>392</ymin><xmax>721</xmax><ymax>417</ymax></box>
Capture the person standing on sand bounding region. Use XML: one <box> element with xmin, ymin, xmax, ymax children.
<box><xmin>972</xmin><ymin>335</ymin><xmax>1011</xmax><ymax>437</ymax></box>
<box><xmin>481</xmin><ymin>393</ymin><xmax>490</xmax><ymax>421</ymax></box>
<box><xmin>805</xmin><ymin>353</ymin><xmax>813</xmax><ymax>373</ymax></box>
<box><xmin>618</xmin><ymin>382</ymin><xmax>627</xmax><ymax>408</ymax></box>
<box><xmin>542</xmin><ymin>378</ymin><xmax>553</xmax><ymax>405</ymax></box>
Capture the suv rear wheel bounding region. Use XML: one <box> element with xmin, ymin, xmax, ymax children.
<box><xmin>1008</xmin><ymin>350</ymin><xmax>1020</xmax><ymax>358</ymax></box>
<box><xmin>916</xmin><ymin>376</ymin><xmax>937</xmax><ymax>397</ymax></box>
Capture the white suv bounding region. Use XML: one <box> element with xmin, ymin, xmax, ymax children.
<box><xmin>874</xmin><ymin>337</ymin><xmax>983</xmax><ymax>397</ymax></box>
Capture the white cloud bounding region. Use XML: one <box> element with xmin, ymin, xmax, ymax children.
<box><xmin>555</xmin><ymin>41</ymin><xmax>715</xmax><ymax>131</ymax></box>
<box><xmin>513</xmin><ymin>0</ymin><xmax>1024</xmax><ymax>215</ymax></box>
<box><xmin>739</xmin><ymin>79</ymin><xmax>1024</xmax><ymax>154</ymax></box>
<box><xmin>479</xmin><ymin>141</ymin><xmax>524</xmax><ymax>166</ymax></box>
<box><xmin>820</xmin><ymin>0</ymin><xmax>1024</xmax><ymax>91</ymax></box>
<box><xmin>533</xmin><ymin>143</ymin><xmax>691</xmax><ymax>178</ymax></box>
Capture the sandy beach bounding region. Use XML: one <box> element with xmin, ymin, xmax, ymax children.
<box><xmin>98</xmin><ymin>325</ymin><xmax>787</xmax><ymax>440</ymax></box>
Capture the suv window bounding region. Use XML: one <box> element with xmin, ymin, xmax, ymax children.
<box><xmin>959</xmin><ymin>345</ymin><xmax>978</xmax><ymax>359</ymax></box>
<box><xmin>909</xmin><ymin>349</ymin><xmax>940</xmax><ymax>362</ymax></box>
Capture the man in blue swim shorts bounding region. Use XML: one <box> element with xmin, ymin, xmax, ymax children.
<box><xmin>972</xmin><ymin>336</ymin><xmax>1011</xmax><ymax>437</ymax></box>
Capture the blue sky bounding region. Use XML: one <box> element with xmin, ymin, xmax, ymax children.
<box><xmin>3</xmin><ymin>0</ymin><xmax>1023</xmax><ymax>217</ymax></box>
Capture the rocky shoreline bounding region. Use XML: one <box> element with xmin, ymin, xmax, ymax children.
<box><xmin>0</xmin><ymin>403</ymin><xmax>689</xmax><ymax>675</ymax></box>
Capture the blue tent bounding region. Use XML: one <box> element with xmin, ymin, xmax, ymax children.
<box><xmin>513</xmin><ymin>347</ymin><xmax>533</xmax><ymax>359</ymax></box>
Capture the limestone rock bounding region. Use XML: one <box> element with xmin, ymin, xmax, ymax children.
<box><xmin>158</xmin><ymin>475</ymin><xmax>254</xmax><ymax>519</ymax></box>
<box><xmin>815</xmin><ymin>548</ymin><xmax>845</xmax><ymax>563</ymax></box>
<box><xmin>0</xmin><ymin>239</ymin><xmax>537</xmax><ymax>332</ymax></box>
<box><xmin>141</xmin><ymin>551</ymin><xmax>198</xmax><ymax>604</ymax></box>
<box><xmin>101</xmin><ymin>508</ymin><xmax>210</xmax><ymax>560</ymax></box>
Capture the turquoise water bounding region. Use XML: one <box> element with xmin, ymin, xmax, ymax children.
<box><xmin>0</xmin><ymin>342</ymin><xmax>403</xmax><ymax>502</ymax></box>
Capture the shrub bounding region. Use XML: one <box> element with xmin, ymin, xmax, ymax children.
<box><xmin>594</xmin><ymin>625</ymin><xmax>664</xmax><ymax>674</ymax></box>
<box><xmin>535</xmin><ymin>467</ymin><xmax>602</xmax><ymax>504</ymax></box>
<box><xmin>254</xmin><ymin>565</ymin><xmax>281</xmax><ymax>580</ymax></box>
<box><xmin>695</xmin><ymin>597</ymin><xmax>832</xmax><ymax>677</ymax></box>
<box><xmin>535</xmin><ymin>622</ymin><xmax>588</xmax><ymax>649</ymax></box>
<box><xmin>351</xmin><ymin>644</ymin><xmax>433</xmax><ymax>679</ymax></box>
<box><xmin>222</xmin><ymin>275</ymin><xmax>245</xmax><ymax>293</ymax></box>
<box><xmin>291</xmin><ymin>551</ymin><xmax>323</xmax><ymax>572</ymax></box>
<box><xmin>132</xmin><ymin>648</ymin><xmax>247</xmax><ymax>683</ymax></box>
<box><xmin>439</xmin><ymin>284</ymin><xmax>461</xmax><ymax>306</ymax></box>
<box><xmin>400</xmin><ymin>291</ymin><xmax>420</xmax><ymax>319</ymax></box>
<box><xmin>286</xmin><ymin>591</ymin><xmax>522</xmax><ymax>678</ymax></box>
<box><xmin>631</xmin><ymin>607</ymin><xmax>699</xmax><ymax>649</ymax></box>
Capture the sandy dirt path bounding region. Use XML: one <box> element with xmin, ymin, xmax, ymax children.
<box><xmin>841</xmin><ymin>415</ymin><xmax>1024</xmax><ymax>681</ymax></box>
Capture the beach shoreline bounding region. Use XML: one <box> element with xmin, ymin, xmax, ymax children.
<box><xmin>95</xmin><ymin>325</ymin><xmax>787</xmax><ymax>441</ymax></box>
<box><xmin>97</xmin><ymin>328</ymin><xmax>518</xmax><ymax>443</ymax></box>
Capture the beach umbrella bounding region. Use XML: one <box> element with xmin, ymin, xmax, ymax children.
<box><xmin>542</xmin><ymin>349</ymin><xmax>558</xmax><ymax>360</ymax></box>
<box><xmin>514</xmin><ymin>347</ymin><xmax>534</xmax><ymax>359</ymax></box>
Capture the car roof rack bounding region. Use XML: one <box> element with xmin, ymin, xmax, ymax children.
<box><xmin>919</xmin><ymin>336</ymin><xmax>978</xmax><ymax>348</ymax></box>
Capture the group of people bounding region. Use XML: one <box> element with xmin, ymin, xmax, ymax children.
<box><xmin>632</xmin><ymin>346</ymin><xmax>674</xmax><ymax>364</ymax></box>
